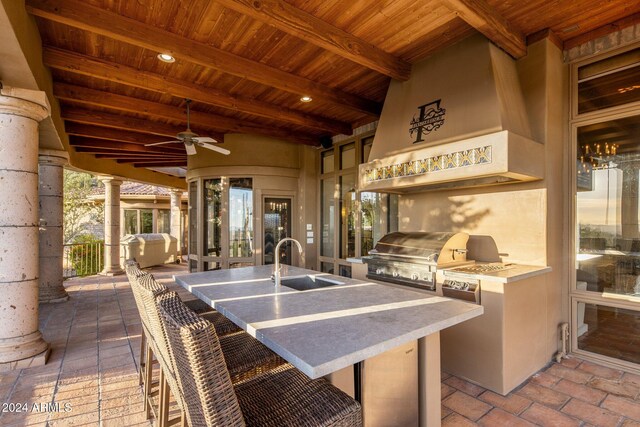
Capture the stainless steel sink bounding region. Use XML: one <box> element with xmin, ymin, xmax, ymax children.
<box><xmin>280</xmin><ymin>275</ymin><xmax>344</xmax><ymax>291</ymax></box>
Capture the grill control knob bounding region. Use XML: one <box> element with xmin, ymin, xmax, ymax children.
<box><xmin>392</xmin><ymin>271</ymin><xmax>399</xmax><ymax>277</ymax></box>
<box><xmin>411</xmin><ymin>273</ymin><xmax>419</xmax><ymax>281</ymax></box>
<box><xmin>376</xmin><ymin>268</ymin><xmax>383</xmax><ymax>275</ymax></box>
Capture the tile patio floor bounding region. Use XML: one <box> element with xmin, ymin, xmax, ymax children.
<box><xmin>0</xmin><ymin>264</ymin><xmax>639</xmax><ymax>426</ymax></box>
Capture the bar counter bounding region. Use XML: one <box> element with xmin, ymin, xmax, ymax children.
<box><xmin>174</xmin><ymin>265</ymin><xmax>483</xmax><ymax>426</ymax></box>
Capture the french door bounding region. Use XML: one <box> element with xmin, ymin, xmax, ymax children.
<box><xmin>263</xmin><ymin>197</ymin><xmax>292</xmax><ymax>265</ymax></box>
<box><xmin>570</xmin><ymin>45</ymin><xmax>640</xmax><ymax>371</ymax></box>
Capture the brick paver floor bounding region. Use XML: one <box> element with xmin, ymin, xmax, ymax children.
<box><xmin>0</xmin><ymin>264</ymin><xmax>638</xmax><ymax>426</ymax></box>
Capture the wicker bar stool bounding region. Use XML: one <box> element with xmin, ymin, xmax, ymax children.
<box><xmin>125</xmin><ymin>262</ymin><xmax>240</xmax><ymax>387</ymax></box>
<box><xmin>124</xmin><ymin>263</ymin><xmax>239</xmax><ymax>424</ymax></box>
<box><xmin>124</xmin><ymin>261</ymin><xmax>159</xmax><ymax>404</ymax></box>
<box><xmin>124</xmin><ymin>260</ymin><xmax>223</xmax><ymax>315</ymax></box>
<box><xmin>125</xmin><ymin>263</ymin><xmax>169</xmax><ymax>421</ymax></box>
<box><xmin>158</xmin><ymin>295</ymin><xmax>363</xmax><ymax>427</ymax></box>
<box><xmin>137</xmin><ymin>274</ymin><xmax>286</xmax><ymax>426</ymax></box>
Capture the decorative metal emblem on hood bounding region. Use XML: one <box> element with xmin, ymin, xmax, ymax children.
<box><xmin>409</xmin><ymin>99</ymin><xmax>446</xmax><ymax>143</ymax></box>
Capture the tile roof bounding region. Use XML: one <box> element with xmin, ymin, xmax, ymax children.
<box><xmin>92</xmin><ymin>181</ymin><xmax>175</xmax><ymax>197</ymax></box>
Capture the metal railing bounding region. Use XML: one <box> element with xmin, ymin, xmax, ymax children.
<box><xmin>63</xmin><ymin>242</ymin><xmax>104</xmax><ymax>278</ymax></box>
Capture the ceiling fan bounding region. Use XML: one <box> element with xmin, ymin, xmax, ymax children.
<box><xmin>145</xmin><ymin>99</ymin><xmax>230</xmax><ymax>156</ymax></box>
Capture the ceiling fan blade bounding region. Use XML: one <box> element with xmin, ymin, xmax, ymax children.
<box><xmin>145</xmin><ymin>140</ymin><xmax>180</xmax><ymax>146</ymax></box>
<box><xmin>184</xmin><ymin>143</ymin><xmax>197</xmax><ymax>156</ymax></box>
<box><xmin>198</xmin><ymin>141</ymin><xmax>230</xmax><ymax>155</ymax></box>
<box><xmin>193</xmin><ymin>136</ymin><xmax>217</xmax><ymax>143</ymax></box>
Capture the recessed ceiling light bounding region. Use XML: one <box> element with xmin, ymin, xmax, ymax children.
<box><xmin>157</xmin><ymin>53</ymin><xmax>176</xmax><ymax>63</ymax></box>
<box><xmin>300</xmin><ymin>95</ymin><xmax>313</xmax><ymax>103</ymax></box>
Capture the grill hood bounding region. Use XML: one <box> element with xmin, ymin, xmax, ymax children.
<box><xmin>359</xmin><ymin>35</ymin><xmax>544</xmax><ymax>193</ymax></box>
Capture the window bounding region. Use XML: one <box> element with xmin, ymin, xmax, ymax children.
<box><xmin>321</xmin><ymin>179</ymin><xmax>335</xmax><ymax>257</ymax></box>
<box><xmin>360</xmin><ymin>192</ymin><xmax>397</xmax><ymax>256</ymax></box>
<box><xmin>340</xmin><ymin>174</ymin><xmax>356</xmax><ymax>259</ymax></box>
<box><xmin>203</xmin><ymin>179</ymin><xmax>222</xmax><ymax>257</ymax></box>
<box><xmin>577</xmin><ymin>47</ymin><xmax>640</xmax><ymax>114</ymax></box>
<box><xmin>124</xmin><ymin>210</ymin><xmax>137</xmax><ymax>235</ymax></box>
<box><xmin>575</xmin><ymin>302</ymin><xmax>640</xmax><ymax>365</ymax></box>
<box><xmin>140</xmin><ymin>210</ymin><xmax>153</xmax><ymax>234</ymax></box>
<box><xmin>123</xmin><ymin>208</ymin><xmax>165</xmax><ymax>235</ymax></box>
<box><xmin>189</xmin><ymin>181</ymin><xmax>198</xmax><ymax>260</ymax></box>
<box><xmin>229</xmin><ymin>178</ymin><xmax>253</xmax><ymax>258</ymax></box>
<box><xmin>189</xmin><ymin>177</ymin><xmax>255</xmax><ymax>271</ymax></box>
<box><xmin>340</xmin><ymin>143</ymin><xmax>356</xmax><ymax>169</ymax></box>
<box><xmin>157</xmin><ymin>209</ymin><xmax>170</xmax><ymax>234</ymax></box>
<box><xmin>576</xmin><ymin>114</ymin><xmax>640</xmax><ymax>297</ymax></box>
<box><xmin>322</xmin><ymin>151</ymin><xmax>334</xmax><ymax>174</ymax></box>
<box><xmin>319</xmin><ymin>131</ymin><xmax>398</xmax><ymax>276</ymax></box>
<box><xmin>572</xmin><ymin>44</ymin><xmax>640</xmax><ymax>369</ymax></box>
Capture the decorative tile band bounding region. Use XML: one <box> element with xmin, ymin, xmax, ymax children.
<box><xmin>364</xmin><ymin>145</ymin><xmax>492</xmax><ymax>183</ymax></box>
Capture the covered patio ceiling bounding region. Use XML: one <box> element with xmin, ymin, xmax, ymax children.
<box><xmin>22</xmin><ymin>0</ymin><xmax>640</xmax><ymax>174</ymax></box>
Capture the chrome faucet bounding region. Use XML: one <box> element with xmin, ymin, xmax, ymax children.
<box><xmin>273</xmin><ymin>238</ymin><xmax>303</xmax><ymax>287</ymax></box>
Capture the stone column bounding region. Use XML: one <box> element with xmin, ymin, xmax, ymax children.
<box><xmin>0</xmin><ymin>86</ymin><xmax>51</xmax><ymax>369</ymax></box>
<box><xmin>101</xmin><ymin>177</ymin><xmax>123</xmax><ymax>275</ymax></box>
<box><xmin>38</xmin><ymin>150</ymin><xmax>69</xmax><ymax>303</ymax></box>
<box><xmin>152</xmin><ymin>208</ymin><xmax>158</xmax><ymax>233</ymax></box>
<box><xmin>170</xmin><ymin>190</ymin><xmax>183</xmax><ymax>255</ymax></box>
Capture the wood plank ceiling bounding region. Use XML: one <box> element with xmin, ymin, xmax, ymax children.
<box><xmin>25</xmin><ymin>0</ymin><xmax>640</xmax><ymax>173</ymax></box>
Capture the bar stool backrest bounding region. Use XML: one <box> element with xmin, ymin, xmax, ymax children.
<box><xmin>136</xmin><ymin>277</ymin><xmax>187</xmax><ymax>406</ymax></box>
<box><xmin>158</xmin><ymin>294</ymin><xmax>246</xmax><ymax>427</ymax></box>
<box><xmin>125</xmin><ymin>263</ymin><xmax>155</xmax><ymax>328</ymax></box>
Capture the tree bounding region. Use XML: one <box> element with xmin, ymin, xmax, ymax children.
<box><xmin>63</xmin><ymin>170</ymin><xmax>104</xmax><ymax>243</ymax></box>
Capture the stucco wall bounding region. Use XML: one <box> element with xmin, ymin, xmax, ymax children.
<box><xmin>187</xmin><ymin>133</ymin><xmax>301</xmax><ymax>171</ymax></box>
<box><xmin>187</xmin><ymin>134</ymin><xmax>318</xmax><ymax>268</ymax></box>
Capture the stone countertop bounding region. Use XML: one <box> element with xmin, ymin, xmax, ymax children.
<box><xmin>442</xmin><ymin>263</ymin><xmax>551</xmax><ymax>283</ymax></box>
<box><xmin>174</xmin><ymin>265</ymin><xmax>483</xmax><ymax>379</ymax></box>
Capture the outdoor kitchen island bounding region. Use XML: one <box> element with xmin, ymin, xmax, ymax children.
<box><xmin>174</xmin><ymin>265</ymin><xmax>483</xmax><ymax>427</ymax></box>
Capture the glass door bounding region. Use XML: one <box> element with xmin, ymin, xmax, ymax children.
<box><xmin>571</xmin><ymin>45</ymin><xmax>640</xmax><ymax>370</ymax></box>
<box><xmin>574</xmin><ymin>113</ymin><xmax>640</xmax><ymax>367</ymax></box>
<box><xmin>264</xmin><ymin>197</ymin><xmax>292</xmax><ymax>265</ymax></box>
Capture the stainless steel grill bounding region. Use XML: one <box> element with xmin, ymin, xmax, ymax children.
<box><xmin>364</xmin><ymin>231</ymin><xmax>471</xmax><ymax>291</ymax></box>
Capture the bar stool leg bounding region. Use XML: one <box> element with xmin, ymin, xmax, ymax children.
<box><xmin>158</xmin><ymin>369</ymin><xmax>170</xmax><ymax>427</ymax></box>
<box><xmin>144</xmin><ymin>345</ymin><xmax>154</xmax><ymax>419</ymax></box>
<box><xmin>139</xmin><ymin>331</ymin><xmax>147</xmax><ymax>386</ymax></box>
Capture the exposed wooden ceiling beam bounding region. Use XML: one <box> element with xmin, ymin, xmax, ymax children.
<box><xmin>60</xmin><ymin>106</ymin><xmax>224</xmax><ymax>141</ymax></box>
<box><xmin>73</xmin><ymin>147</ymin><xmax>181</xmax><ymax>155</ymax></box>
<box><xmin>115</xmin><ymin>157</ymin><xmax>185</xmax><ymax>163</ymax></box>
<box><xmin>70</xmin><ymin>137</ymin><xmax>186</xmax><ymax>154</ymax></box>
<box><xmin>64</xmin><ymin>123</ymin><xmax>173</xmax><ymax>145</ymax></box>
<box><xmin>54</xmin><ymin>83</ymin><xmax>321</xmax><ymax>146</ymax></box>
<box><xmin>440</xmin><ymin>0</ymin><xmax>526</xmax><ymax>58</ymax></box>
<box><xmin>133</xmin><ymin>161</ymin><xmax>187</xmax><ymax>168</ymax></box>
<box><xmin>43</xmin><ymin>47</ymin><xmax>350</xmax><ymax>135</ymax></box>
<box><xmin>95</xmin><ymin>154</ymin><xmax>183</xmax><ymax>160</ymax></box>
<box><xmin>214</xmin><ymin>0</ymin><xmax>410</xmax><ymax>81</ymax></box>
<box><xmin>26</xmin><ymin>0</ymin><xmax>381</xmax><ymax>116</ymax></box>
<box><xmin>100</xmin><ymin>156</ymin><xmax>186</xmax><ymax>162</ymax></box>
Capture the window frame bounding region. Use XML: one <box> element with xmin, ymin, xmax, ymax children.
<box><xmin>569</xmin><ymin>41</ymin><xmax>640</xmax><ymax>372</ymax></box>
<box><xmin>318</xmin><ymin>131</ymin><xmax>396</xmax><ymax>276</ymax></box>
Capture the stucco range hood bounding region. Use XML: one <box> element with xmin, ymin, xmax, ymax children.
<box><xmin>358</xmin><ymin>35</ymin><xmax>544</xmax><ymax>193</ymax></box>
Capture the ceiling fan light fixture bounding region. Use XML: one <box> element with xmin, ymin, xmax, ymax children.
<box><xmin>143</xmin><ymin>99</ymin><xmax>231</xmax><ymax>156</ymax></box>
<box><xmin>157</xmin><ymin>53</ymin><xmax>176</xmax><ymax>63</ymax></box>
<box><xmin>300</xmin><ymin>95</ymin><xmax>313</xmax><ymax>103</ymax></box>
